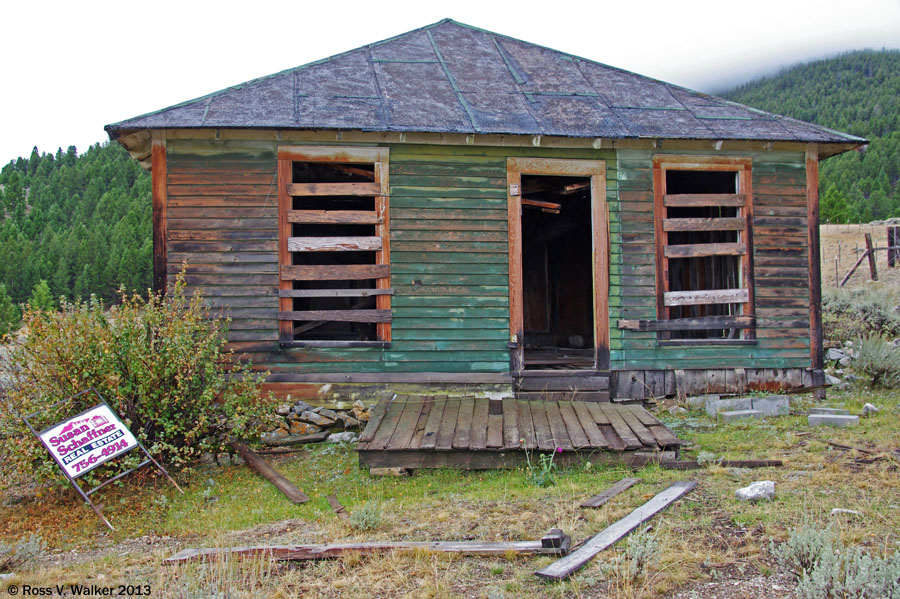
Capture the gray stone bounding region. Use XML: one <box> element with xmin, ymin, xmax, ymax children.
<box><xmin>317</xmin><ymin>408</ymin><xmax>339</xmax><ymax>420</ymax></box>
<box><xmin>292</xmin><ymin>400</ymin><xmax>312</xmax><ymax>414</ymax></box>
<box><xmin>839</xmin><ymin>356</ymin><xmax>852</xmax><ymax>367</ymax></box>
<box><xmin>290</xmin><ymin>421</ymin><xmax>322</xmax><ymax>435</ymax></box>
<box><xmin>0</xmin><ymin>573</ymin><xmax>14</xmax><ymax>581</ymax></box>
<box><xmin>825</xmin><ymin>348</ymin><xmax>845</xmax><ymax>361</ymax></box>
<box><xmin>275</xmin><ymin>403</ymin><xmax>292</xmax><ymax>416</ymax></box>
<box><xmin>825</xmin><ymin>374</ymin><xmax>843</xmax><ymax>385</ymax></box>
<box><xmin>327</xmin><ymin>431</ymin><xmax>359</xmax><ymax>443</ymax></box>
<box><xmin>198</xmin><ymin>452</ymin><xmax>216</xmax><ymax>466</ymax></box>
<box><xmin>808</xmin><ymin>407</ymin><xmax>850</xmax><ymax>415</ymax></box>
<box><xmin>751</xmin><ymin>395</ymin><xmax>790</xmax><ymax>417</ymax></box>
<box><xmin>808</xmin><ymin>414</ymin><xmax>859</xmax><ymax>427</ymax></box>
<box><xmin>301</xmin><ymin>410</ymin><xmax>335</xmax><ymax>426</ymax></box>
<box><xmin>705</xmin><ymin>397</ymin><xmax>752</xmax><ymax>418</ymax></box>
<box><xmin>336</xmin><ymin>412</ymin><xmax>360</xmax><ymax>428</ymax></box>
<box><xmin>845</xmin><ymin>373</ymin><xmax>862</xmax><ymax>383</ymax></box>
<box><xmin>735</xmin><ymin>480</ymin><xmax>775</xmax><ymax>501</ymax></box>
<box><xmin>719</xmin><ymin>409</ymin><xmax>763</xmax><ymax>422</ymax></box>
<box><xmin>216</xmin><ymin>452</ymin><xmax>231</xmax><ymax>467</ymax></box>
<box><xmin>830</xmin><ymin>508</ymin><xmax>862</xmax><ymax>517</ymax></box>
<box><xmin>668</xmin><ymin>406</ymin><xmax>688</xmax><ymax>415</ymax></box>
<box><xmin>860</xmin><ymin>403</ymin><xmax>879</xmax><ymax>417</ymax></box>
<box><xmin>686</xmin><ymin>394</ymin><xmax>718</xmax><ymax>409</ymax></box>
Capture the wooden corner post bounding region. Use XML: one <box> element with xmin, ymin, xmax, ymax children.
<box><xmin>806</xmin><ymin>145</ymin><xmax>824</xmax><ymax>394</ymax></box>
<box><xmin>151</xmin><ymin>130</ymin><xmax>167</xmax><ymax>295</ymax></box>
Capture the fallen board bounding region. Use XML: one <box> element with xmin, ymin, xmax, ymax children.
<box><xmin>580</xmin><ymin>477</ymin><xmax>640</xmax><ymax>508</ymax></box>
<box><xmin>167</xmin><ymin>530</ymin><xmax>571</xmax><ymax>563</ymax></box>
<box><xmin>661</xmin><ymin>459</ymin><xmax>782</xmax><ymax>470</ymax></box>
<box><xmin>535</xmin><ymin>480</ymin><xmax>697</xmax><ymax>580</ymax></box>
<box><xmin>229</xmin><ymin>441</ymin><xmax>309</xmax><ymax>504</ymax></box>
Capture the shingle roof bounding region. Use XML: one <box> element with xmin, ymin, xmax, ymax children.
<box><xmin>105</xmin><ymin>19</ymin><xmax>865</xmax><ymax>144</ymax></box>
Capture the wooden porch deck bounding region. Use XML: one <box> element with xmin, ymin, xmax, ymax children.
<box><xmin>357</xmin><ymin>396</ymin><xmax>683</xmax><ymax>470</ymax></box>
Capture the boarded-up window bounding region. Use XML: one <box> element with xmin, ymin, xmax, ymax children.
<box><xmin>653</xmin><ymin>156</ymin><xmax>755</xmax><ymax>343</ymax></box>
<box><xmin>277</xmin><ymin>147</ymin><xmax>391</xmax><ymax>346</ymax></box>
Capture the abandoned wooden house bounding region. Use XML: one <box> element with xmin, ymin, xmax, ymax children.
<box><xmin>106</xmin><ymin>19</ymin><xmax>865</xmax><ymax>409</ymax></box>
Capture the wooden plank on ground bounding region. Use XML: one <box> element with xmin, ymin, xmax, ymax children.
<box><xmin>517</xmin><ymin>400</ymin><xmax>536</xmax><ymax>450</ymax></box>
<box><xmin>571</xmin><ymin>402</ymin><xmax>608</xmax><ymax>448</ymax></box>
<box><xmin>530</xmin><ymin>401</ymin><xmax>554</xmax><ymax>451</ymax></box>
<box><xmin>327</xmin><ymin>495</ymin><xmax>351</xmax><ymax>523</ymax></box>
<box><xmin>624</xmin><ymin>404</ymin><xmax>660</xmax><ymax>427</ymax></box>
<box><xmin>388</xmin><ymin>396</ymin><xmax>426</xmax><ymax>450</ymax></box>
<box><xmin>435</xmin><ymin>398</ymin><xmax>460</xmax><ymax>451</ymax></box>
<box><xmin>502</xmin><ymin>398</ymin><xmax>519</xmax><ymax>449</ymax></box>
<box><xmin>557</xmin><ymin>401</ymin><xmax>590</xmax><ymax>449</ymax></box>
<box><xmin>419</xmin><ymin>397</ymin><xmax>446</xmax><ymax>450</ymax></box>
<box><xmin>544</xmin><ymin>402</ymin><xmax>574</xmax><ymax>451</ymax></box>
<box><xmin>358</xmin><ymin>395</ymin><xmax>394</xmax><ymax>446</ymax></box>
<box><xmin>452</xmin><ymin>398</ymin><xmax>476</xmax><ymax>449</ymax></box>
<box><xmin>598</xmin><ymin>424</ymin><xmax>626</xmax><ymax>452</ymax></box>
<box><xmin>536</xmin><ymin>481</ymin><xmax>697</xmax><ymax>580</ymax></box>
<box><xmin>229</xmin><ymin>441</ymin><xmax>309</xmax><ymax>504</ymax></box>
<box><xmin>469</xmin><ymin>398</ymin><xmax>490</xmax><ymax>450</ymax></box>
<box><xmin>647</xmin><ymin>425</ymin><xmax>682</xmax><ymax>447</ymax></box>
<box><xmin>367</xmin><ymin>396</ymin><xmax>407</xmax><ymax>451</ymax></box>
<box><xmin>598</xmin><ymin>404</ymin><xmax>642</xmax><ymax>450</ymax></box>
<box><xmin>580</xmin><ymin>478</ymin><xmax>640</xmax><ymax>508</ymax></box>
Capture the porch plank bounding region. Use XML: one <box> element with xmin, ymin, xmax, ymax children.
<box><xmin>407</xmin><ymin>397</ymin><xmax>433</xmax><ymax>450</ymax></box>
<box><xmin>598</xmin><ymin>404</ymin><xmax>643</xmax><ymax>450</ymax></box>
<box><xmin>516</xmin><ymin>400</ymin><xmax>536</xmax><ymax>449</ymax></box>
<box><xmin>530</xmin><ymin>402</ymin><xmax>555</xmax><ymax>451</ymax></box>
<box><xmin>617</xmin><ymin>407</ymin><xmax>658</xmax><ymax>449</ymax></box>
<box><xmin>435</xmin><ymin>398</ymin><xmax>460</xmax><ymax>451</ymax></box>
<box><xmin>452</xmin><ymin>398</ymin><xmax>476</xmax><ymax>449</ymax></box>
<box><xmin>545</xmin><ymin>402</ymin><xmax>574</xmax><ymax>451</ymax></box>
<box><xmin>557</xmin><ymin>401</ymin><xmax>590</xmax><ymax>449</ymax></box>
<box><xmin>387</xmin><ymin>396</ymin><xmax>426</xmax><ymax>450</ymax></box>
<box><xmin>502</xmin><ymin>398</ymin><xmax>520</xmax><ymax>449</ymax></box>
<box><xmin>571</xmin><ymin>402</ymin><xmax>608</xmax><ymax>448</ymax></box>
<box><xmin>419</xmin><ymin>397</ymin><xmax>447</xmax><ymax>450</ymax></box>
<box><xmin>469</xmin><ymin>398</ymin><xmax>490</xmax><ymax>450</ymax></box>
<box><xmin>367</xmin><ymin>395</ymin><xmax>408</xmax><ymax>451</ymax></box>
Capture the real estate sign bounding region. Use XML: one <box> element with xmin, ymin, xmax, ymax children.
<box><xmin>38</xmin><ymin>404</ymin><xmax>138</xmax><ymax>479</ymax></box>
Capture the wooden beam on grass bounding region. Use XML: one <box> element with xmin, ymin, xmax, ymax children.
<box><xmin>166</xmin><ymin>529</ymin><xmax>571</xmax><ymax>563</ymax></box>
<box><xmin>660</xmin><ymin>459</ymin><xmax>782</xmax><ymax>470</ymax></box>
<box><xmin>580</xmin><ymin>477</ymin><xmax>640</xmax><ymax>508</ymax></box>
<box><xmin>327</xmin><ymin>495</ymin><xmax>351</xmax><ymax>523</ymax></box>
<box><xmin>535</xmin><ymin>481</ymin><xmax>697</xmax><ymax>580</ymax></box>
<box><xmin>229</xmin><ymin>441</ymin><xmax>309</xmax><ymax>504</ymax></box>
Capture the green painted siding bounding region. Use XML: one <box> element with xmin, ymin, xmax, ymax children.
<box><xmin>608</xmin><ymin>149</ymin><xmax>811</xmax><ymax>370</ymax></box>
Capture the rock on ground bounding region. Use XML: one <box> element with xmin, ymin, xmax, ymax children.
<box><xmin>735</xmin><ymin>481</ymin><xmax>774</xmax><ymax>501</ymax></box>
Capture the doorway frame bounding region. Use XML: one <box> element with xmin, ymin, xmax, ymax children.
<box><xmin>506</xmin><ymin>157</ymin><xmax>609</xmax><ymax>373</ymax></box>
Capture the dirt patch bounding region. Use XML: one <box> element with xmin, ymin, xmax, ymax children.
<box><xmin>668</xmin><ymin>572</ymin><xmax>795</xmax><ymax>598</ymax></box>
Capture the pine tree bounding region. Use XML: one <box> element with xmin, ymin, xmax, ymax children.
<box><xmin>28</xmin><ymin>279</ymin><xmax>54</xmax><ymax>312</ymax></box>
<box><xmin>0</xmin><ymin>284</ymin><xmax>20</xmax><ymax>337</ymax></box>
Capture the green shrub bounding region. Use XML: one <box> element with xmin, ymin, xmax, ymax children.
<box><xmin>823</xmin><ymin>287</ymin><xmax>900</xmax><ymax>344</ymax></box>
<box><xmin>0</xmin><ymin>534</ymin><xmax>45</xmax><ymax>572</ymax></box>
<box><xmin>349</xmin><ymin>501</ymin><xmax>382</xmax><ymax>531</ymax></box>
<box><xmin>0</xmin><ymin>274</ymin><xmax>275</xmax><ymax>487</ymax></box>
<box><xmin>853</xmin><ymin>334</ymin><xmax>900</xmax><ymax>387</ymax></box>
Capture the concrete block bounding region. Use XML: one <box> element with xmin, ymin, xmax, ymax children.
<box><xmin>719</xmin><ymin>409</ymin><xmax>763</xmax><ymax>422</ymax></box>
<box><xmin>808</xmin><ymin>407</ymin><xmax>850</xmax><ymax>415</ymax></box>
<box><xmin>808</xmin><ymin>414</ymin><xmax>859</xmax><ymax>427</ymax></box>
<box><xmin>686</xmin><ymin>394</ymin><xmax>718</xmax><ymax>409</ymax></box>
<box><xmin>705</xmin><ymin>397</ymin><xmax>752</xmax><ymax>418</ymax></box>
<box><xmin>752</xmin><ymin>395</ymin><xmax>790</xmax><ymax>417</ymax></box>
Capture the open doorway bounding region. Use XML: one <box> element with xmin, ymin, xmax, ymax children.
<box><xmin>520</xmin><ymin>175</ymin><xmax>594</xmax><ymax>370</ymax></box>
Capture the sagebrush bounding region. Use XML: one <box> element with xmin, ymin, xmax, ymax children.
<box><xmin>0</xmin><ymin>273</ymin><xmax>274</xmax><ymax>487</ymax></box>
<box><xmin>853</xmin><ymin>334</ymin><xmax>900</xmax><ymax>387</ymax></box>
<box><xmin>823</xmin><ymin>286</ymin><xmax>900</xmax><ymax>344</ymax></box>
<box><xmin>0</xmin><ymin>534</ymin><xmax>45</xmax><ymax>572</ymax></box>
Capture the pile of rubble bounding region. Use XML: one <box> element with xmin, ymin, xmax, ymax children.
<box><xmin>261</xmin><ymin>400</ymin><xmax>371</xmax><ymax>445</ymax></box>
<box><xmin>824</xmin><ymin>343</ymin><xmax>862</xmax><ymax>389</ymax></box>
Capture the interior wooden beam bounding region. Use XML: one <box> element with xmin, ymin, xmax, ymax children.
<box><xmin>281</xmin><ymin>264</ymin><xmax>390</xmax><ymax>281</ymax></box>
<box><xmin>663</xmin><ymin>242</ymin><xmax>746</xmax><ymax>258</ymax></box>
<box><xmin>560</xmin><ymin>181</ymin><xmax>590</xmax><ymax>195</ymax></box>
<box><xmin>522</xmin><ymin>198</ymin><xmax>562</xmax><ymax>211</ymax></box>
<box><xmin>287</xmin><ymin>210</ymin><xmax>381</xmax><ymax>224</ymax></box>
<box><xmin>287</xmin><ymin>236</ymin><xmax>382</xmax><ymax>252</ymax></box>
<box><xmin>278</xmin><ymin>309</ymin><xmax>392</xmax><ymax>323</ymax></box>
<box><xmin>663</xmin><ymin>288</ymin><xmax>749</xmax><ymax>306</ymax></box>
<box><xmin>287</xmin><ymin>182</ymin><xmax>380</xmax><ymax>196</ymax></box>
<box><xmin>663</xmin><ymin>194</ymin><xmax>745</xmax><ymax>207</ymax></box>
<box><xmin>329</xmin><ymin>164</ymin><xmax>375</xmax><ymax>179</ymax></box>
<box><xmin>662</xmin><ymin>217</ymin><xmax>745</xmax><ymax>232</ymax></box>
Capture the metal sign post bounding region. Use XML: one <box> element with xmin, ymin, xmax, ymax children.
<box><xmin>21</xmin><ymin>388</ymin><xmax>183</xmax><ymax>531</ymax></box>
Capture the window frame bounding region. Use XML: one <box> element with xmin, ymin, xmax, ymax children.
<box><xmin>652</xmin><ymin>155</ymin><xmax>755</xmax><ymax>345</ymax></box>
<box><xmin>276</xmin><ymin>145</ymin><xmax>391</xmax><ymax>348</ymax></box>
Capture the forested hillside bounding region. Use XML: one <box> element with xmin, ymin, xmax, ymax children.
<box><xmin>0</xmin><ymin>143</ymin><xmax>151</xmax><ymax>331</ymax></box>
<box><xmin>722</xmin><ymin>49</ymin><xmax>900</xmax><ymax>223</ymax></box>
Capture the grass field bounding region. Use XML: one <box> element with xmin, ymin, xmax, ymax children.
<box><xmin>2</xmin><ymin>388</ymin><xmax>898</xmax><ymax>598</ymax></box>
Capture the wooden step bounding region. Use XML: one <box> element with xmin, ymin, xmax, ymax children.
<box><xmin>515</xmin><ymin>391</ymin><xmax>610</xmax><ymax>402</ymax></box>
<box><xmin>516</xmin><ymin>375</ymin><xmax>610</xmax><ymax>392</ymax></box>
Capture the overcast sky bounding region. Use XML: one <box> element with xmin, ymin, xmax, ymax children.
<box><xmin>3</xmin><ymin>0</ymin><xmax>899</xmax><ymax>162</ymax></box>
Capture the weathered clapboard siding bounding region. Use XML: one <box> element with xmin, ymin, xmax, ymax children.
<box><xmin>609</xmin><ymin>150</ymin><xmax>811</xmax><ymax>371</ymax></box>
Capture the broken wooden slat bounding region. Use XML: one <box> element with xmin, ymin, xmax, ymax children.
<box><xmin>287</xmin><ymin>236</ymin><xmax>383</xmax><ymax>252</ymax></box>
<box><xmin>522</xmin><ymin>198</ymin><xmax>562</xmax><ymax>211</ymax></box>
<box><xmin>597</xmin><ymin>403</ymin><xmax>642</xmax><ymax>450</ymax></box>
<box><xmin>407</xmin><ymin>397</ymin><xmax>433</xmax><ymax>450</ymax></box>
<box><xmin>663</xmin><ymin>288</ymin><xmax>749</xmax><ymax>307</ymax></box>
<box><xmin>358</xmin><ymin>395</ymin><xmax>394</xmax><ymax>446</ymax></box>
<box><xmin>287</xmin><ymin>182</ymin><xmax>380</xmax><ymax>196</ymax></box>
<box><xmin>557</xmin><ymin>401</ymin><xmax>590</xmax><ymax>449</ymax></box>
<box><xmin>167</xmin><ymin>529</ymin><xmax>571</xmax><ymax>563</ymax></box>
<box><xmin>662</xmin><ymin>217</ymin><xmax>745</xmax><ymax>232</ymax></box>
<box><xmin>286</xmin><ymin>210</ymin><xmax>381</xmax><ymax>224</ymax></box>
<box><xmin>278</xmin><ymin>288</ymin><xmax>393</xmax><ymax>298</ymax></box>
<box><xmin>367</xmin><ymin>396</ymin><xmax>407</xmax><ymax>451</ymax></box>
<box><xmin>570</xmin><ymin>402</ymin><xmax>608</xmax><ymax>448</ymax></box>
<box><xmin>229</xmin><ymin>441</ymin><xmax>309</xmax><ymax>504</ymax></box>
<box><xmin>663</xmin><ymin>193</ymin><xmax>745</xmax><ymax>207</ymax></box>
<box><xmin>486</xmin><ymin>413</ymin><xmax>503</xmax><ymax>448</ymax></box>
<box><xmin>387</xmin><ymin>396</ymin><xmax>426</xmax><ymax>450</ymax></box>
<box><xmin>259</xmin><ymin>432</ymin><xmax>330</xmax><ymax>448</ymax></box>
<box><xmin>535</xmin><ymin>481</ymin><xmax>697</xmax><ymax>580</ymax></box>
<box><xmin>327</xmin><ymin>495</ymin><xmax>351</xmax><ymax>523</ymax></box>
<box><xmin>419</xmin><ymin>397</ymin><xmax>446</xmax><ymax>450</ymax></box>
<box><xmin>281</xmin><ymin>264</ymin><xmax>390</xmax><ymax>281</ymax></box>
<box><xmin>434</xmin><ymin>398</ymin><xmax>460</xmax><ymax>450</ymax></box>
<box><xmin>617</xmin><ymin>315</ymin><xmax>755</xmax><ymax>332</ymax></box>
<box><xmin>663</xmin><ymin>242</ymin><xmax>746</xmax><ymax>259</ymax></box>
<box><xmin>580</xmin><ymin>477</ymin><xmax>640</xmax><ymax>508</ymax></box>
<box><xmin>617</xmin><ymin>408</ymin><xmax>658</xmax><ymax>448</ymax></box>
<box><xmin>277</xmin><ymin>310</ymin><xmax>392</xmax><ymax>323</ymax></box>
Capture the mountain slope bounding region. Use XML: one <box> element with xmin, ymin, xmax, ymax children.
<box><xmin>721</xmin><ymin>50</ymin><xmax>900</xmax><ymax>222</ymax></box>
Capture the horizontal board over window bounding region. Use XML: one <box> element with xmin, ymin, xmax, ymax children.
<box><xmin>663</xmin><ymin>288</ymin><xmax>749</xmax><ymax>306</ymax></box>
